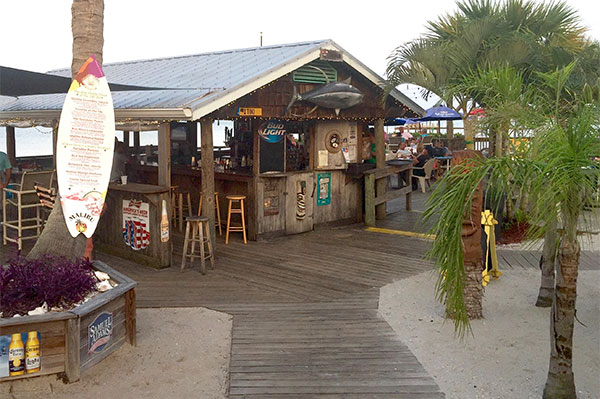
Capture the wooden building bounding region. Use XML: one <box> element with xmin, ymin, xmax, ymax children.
<box><xmin>0</xmin><ymin>40</ymin><xmax>423</xmax><ymax>268</ymax></box>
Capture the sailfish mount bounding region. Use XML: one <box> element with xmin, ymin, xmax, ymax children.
<box><xmin>284</xmin><ymin>66</ymin><xmax>364</xmax><ymax>117</ymax></box>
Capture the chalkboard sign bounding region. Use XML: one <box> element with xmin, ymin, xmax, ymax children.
<box><xmin>260</xmin><ymin>139</ymin><xmax>285</xmax><ymax>173</ymax></box>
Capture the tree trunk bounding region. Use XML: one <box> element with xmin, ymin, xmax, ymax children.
<box><xmin>451</xmin><ymin>150</ymin><xmax>484</xmax><ymax>319</ymax></box>
<box><xmin>447</xmin><ymin>120</ymin><xmax>454</xmax><ymax>139</ymax></box>
<box><xmin>71</xmin><ymin>0</ymin><xmax>104</xmax><ymax>76</ymax></box>
<box><xmin>28</xmin><ymin>0</ymin><xmax>104</xmax><ymax>260</ymax></box>
<box><xmin>536</xmin><ymin>220</ymin><xmax>557</xmax><ymax>307</ymax></box>
<box><xmin>543</xmin><ymin>235</ymin><xmax>579</xmax><ymax>398</ymax></box>
<box><xmin>464</xmin><ymin>118</ymin><xmax>474</xmax><ymax>150</ymax></box>
<box><xmin>26</xmin><ymin>201</ymin><xmax>87</xmax><ymax>260</ymax></box>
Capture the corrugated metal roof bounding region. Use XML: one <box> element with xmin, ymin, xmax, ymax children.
<box><xmin>0</xmin><ymin>89</ymin><xmax>216</xmax><ymax>112</ymax></box>
<box><xmin>49</xmin><ymin>40</ymin><xmax>327</xmax><ymax>90</ymax></box>
<box><xmin>1</xmin><ymin>39</ymin><xmax>424</xmax><ymax>122</ymax></box>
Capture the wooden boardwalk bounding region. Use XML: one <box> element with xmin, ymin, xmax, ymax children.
<box><xmin>101</xmin><ymin>227</ymin><xmax>443</xmax><ymax>398</ymax></box>
<box><xmin>1</xmin><ymin>222</ymin><xmax>443</xmax><ymax>398</ymax></box>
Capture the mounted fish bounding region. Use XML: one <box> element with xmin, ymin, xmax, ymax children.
<box><xmin>285</xmin><ymin>66</ymin><xmax>364</xmax><ymax>117</ymax></box>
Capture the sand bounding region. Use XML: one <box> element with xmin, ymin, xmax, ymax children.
<box><xmin>3</xmin><ymin>307</ymin><xmax>232</xmax><ymax>399</ymax></box>
<box><xmin>380</xmin><ymin>268</ymin><xmax>600</xmax><ymax>399</ymax></box>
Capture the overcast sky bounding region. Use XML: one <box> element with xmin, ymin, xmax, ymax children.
<box><xmin>1</xmin><ymin>0</ymin><xmax>598</xmax><ymax>78</ymax></box>
<box><xmin>0</xmin><ymin>0</ymin><xmax>598</xmax><ymax>155</ymax></box>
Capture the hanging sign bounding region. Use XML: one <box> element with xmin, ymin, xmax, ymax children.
<box><xmin>57</xmin><ymin>55</ymin><xmax>115</xmax><ymax>238</ymax></box>
<box><xmin>317</xmin><ymin>172</ymin><xmax>331</xmax><ymax>206</ymax></box>
<box><xmin>88</xmin><ymin>312</ymin><xmax>113</xmax><ymax>355</ymax></box>
<box><xmin>237</xmin><ymin>107</ymin><xmax>262</xmax><ymax>116</ymax></box>
<box><xmin>122</xmin><ymin>199</ymin><xmax>150</xmax><ymax>250</ymax></box>
<box><xmin>258</xmin><ymin>120</ymin><xmax>286</xmax><ymax>143</ymax></box>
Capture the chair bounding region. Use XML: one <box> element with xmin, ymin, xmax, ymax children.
<box><xmin>33</xmin><ymin>182</ymin><xmax>56</xmax><ymax>231</ymax></box>
<box><xmin>3</xmin><ymin>170</ymin><xmax>55</xmax><ymax>250</ymax></box>
<box><xmin>225</xmin><ymin>195</ymin><xmax>247</xmax><ymax>245</ymax></box>
<box><xmin>412</xmin><ymin>158</ymin><xmax>436</xmax><ymax>193</ymax></box>
<box><xmin>181</xmin><ymin>215</ymin><xmax>214</xmax><ymax>274</ymax></box>
<box><xmin>171</xmin><ymin>186</ymin><xmax>192</xmax><ymax>233</ymax></box>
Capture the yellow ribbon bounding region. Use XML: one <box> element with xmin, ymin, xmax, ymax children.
<box><xmin>481</xmin><ymin>210</ymin><xmax>502</xmax><ymax>285</ymax></box>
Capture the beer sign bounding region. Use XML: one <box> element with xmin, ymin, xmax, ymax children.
<box><xmin>258</xmin><ymin>120</ymin><xmax>286</xmax><ymax>143</ymax></box>
<box><xmin>88</xmin><ymin>312</ymin><xmax>113</xmax><ymax>354</ymax></box>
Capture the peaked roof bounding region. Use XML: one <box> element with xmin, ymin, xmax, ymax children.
<box><xmin>0</xmin><ymin>40</ymin><xmax>424</xmax><ymax>126</ymax></box>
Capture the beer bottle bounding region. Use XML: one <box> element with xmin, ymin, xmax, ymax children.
<box><xmin>25</xmin><ymin>331</ymin><xmax>40</xmax><ymax>374</ymax></box>
<box><xmin>8</xmin><ymin>333</ymin><xmax>25</xmax><ymax>376</ymax></box>
<box><xmin>160</xmin><ymin>199</ymin><xmax>169</xmax><ymax>242</ymax></box>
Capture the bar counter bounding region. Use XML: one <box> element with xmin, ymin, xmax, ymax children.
<box><xmin>95</xmin><ymin>182</ymin><xmax>171</xmax><ymax>269</ymax></box>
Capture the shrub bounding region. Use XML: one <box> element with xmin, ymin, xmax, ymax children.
<box><xmin>0</xmin><ymin>254</ymin><xmax>98</xmax><ymax>317</ymax></box>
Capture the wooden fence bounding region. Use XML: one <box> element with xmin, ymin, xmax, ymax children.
<box><xmin>364</xmin><ymin>164</ymin><xmax>413</xmax><ymax>226</ymax></box>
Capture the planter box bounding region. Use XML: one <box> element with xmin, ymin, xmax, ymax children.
<box><xmin>0</xmin><ymin>261</ymin><xmax>136</xmax><ymax>383</ymax></box>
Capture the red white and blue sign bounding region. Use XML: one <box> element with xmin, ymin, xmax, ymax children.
<box><xmin>122</xmin><ymin>200</ymin><xmax>150</xmax><ymax>251</ymax></box>
<box><xmin>258</xmin><ymin>120</ymin><xmax>286</xmax><ymax>143</ymax></box>
<box><xmin>88</xmin><ymin>312</ymin><xmax>113</xmax><ymax>354</ymax></box>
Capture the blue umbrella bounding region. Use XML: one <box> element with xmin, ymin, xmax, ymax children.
<box><xmin>412</xmin><ymin>106</ymin><xmax>462</xmax><ymax>122</ymax></box>
<box><xmin>385</xmin><ymin>117</ymin><xmax>420</xmax><ymax>126</ymax></box>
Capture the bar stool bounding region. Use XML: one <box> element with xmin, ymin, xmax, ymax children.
<box><xmin>172</xmin><ymin>189</ymin><xmax>192</xmax><ymax>232</ymax></box>
<box><xmin>225</xmin><ymin>195</ymin><xmax>247</xmax><ymax>245</ymax></box>
<box><xmin>197</xmin><ymin>192</ymin><xmax>222</xmax><ymax>236</ymax></box>
<box><xmin>181</xmin><ymin>215</ymin><xmax>214</xmax><ymax>274</ymax></box>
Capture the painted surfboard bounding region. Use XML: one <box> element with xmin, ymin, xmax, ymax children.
<box><xmin>57</xmin><ymin>55</ymin><xmax>115</xmax><ymax>238</ymax></box>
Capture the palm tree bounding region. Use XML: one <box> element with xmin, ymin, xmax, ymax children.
<box><xmin>28</xmin><ymin>0</ymin><xmax>104</xmax><ymax>259</ymax></box>
<box><xmin>386</xmin><ymin>0</ymin><xmax>587</xmax><ymax>151</ymax></box>
<box><xmin>424</xmin><ymin>63</ymin><xmax>599</xmax><ymax>397</ymax></box>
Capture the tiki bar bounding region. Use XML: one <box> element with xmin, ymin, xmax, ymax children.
<box><xmin>0</xmin><ymin>40</ymin><xmax>423</xmax><ymax>269</ymax></box>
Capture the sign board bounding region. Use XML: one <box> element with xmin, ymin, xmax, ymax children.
<box><xmin>88</xmin><ymin>312</ymin><xmax>113</xmax><ymax>355</ymax></box>
<box><xmin>0</xmin><ymin>331</ymin><xmax>42</xmax><ymax>377</ymax></box>
<box><xmin>320</xmin><ymin>48</ymin><xmax>343</xmax><ymax>62</ymax></box>
<box><xmin>122</xmin><ymin>199</ymin><xmax>150</xmax><ymax>250</ymax></box>
<box><xmin>57</xmin><ymin>55</ymin><xmax>115</xmax><ymax>238</ymax></box>
<box><xmin>317</xmin><ymin>172</ymin><xmax>331</xmax><ymax>206</ymax></box>
<box><xmin>258</xmin><ymin>119</ymin><xmax>286</xmax><ymax>143</ymax></box>
<box><xmin>237</xmin><ymin>107</ymin><xmax>262</xmax><ymax>116</ymax></box>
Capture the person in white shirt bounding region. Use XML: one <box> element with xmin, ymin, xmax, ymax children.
<box><xmin>396</xmin><ymin>141</ymin><xmax>413</xmax><ymax>158</ymax></box>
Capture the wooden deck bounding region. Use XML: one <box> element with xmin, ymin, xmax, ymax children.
<box><xmin>2</xmin><ymin>222</ymin><xmax>444</xmax><ymax>398</ymax></box>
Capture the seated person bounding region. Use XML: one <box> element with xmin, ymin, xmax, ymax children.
<box><xmin>396</xmin><ymin>141</ymin><xmax>413</xmax><ymax>158</ymax></box>
<box><xmin>432</xmin><ymin>139</ymin><xmax>452</xmax><ymax>157</ymax></box>
<box><xmin>412</xmin><ymin>146</ymin><xmax>433</xmax><ymax>189</ymax></box>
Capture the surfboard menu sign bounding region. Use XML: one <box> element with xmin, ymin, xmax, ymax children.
<box><xmin>57</xmin><ymin>55</ymin><xmax>115</xmax><ymax>238</ymax></box>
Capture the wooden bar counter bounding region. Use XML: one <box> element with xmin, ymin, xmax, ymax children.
<box><xmin>95</xmin><ymin>182</ymin><xmax>171</xmax><ymax>269</ymax></box>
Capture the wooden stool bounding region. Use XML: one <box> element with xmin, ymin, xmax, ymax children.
<box><xmin>181</xmin><ymin>216</ymin><xmax>214</xmax><ymax>274</ymax></box>
<box><xmin>225</xmin><ymin>195</ymin><xmax>247</xmax><ymax>244</ymax></box>
<box><xmin>197</xmin><ymin>192</ymin><xmax>222</xmax><ymax>236</ymax></box>
<box><xmin>172</xmin><ymin>189</ymin><xmax>192</xmax><ymax>232</ymax></box>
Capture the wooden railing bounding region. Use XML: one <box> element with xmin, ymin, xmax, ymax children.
<box><xmin>364</xmin><ymin>164</ymin><xmax>413</xmax><ymax>227</ymax></box>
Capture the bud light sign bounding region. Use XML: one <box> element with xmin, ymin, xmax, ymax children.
<box><xmin>258</xmin><ymin>120</ymin><xmax>286</xmax><ymax>143</ymax></box>
<box><xmin>88</xmin><ymin>312</ymin><xmax>113</xmax><ymax>354</ymax></box>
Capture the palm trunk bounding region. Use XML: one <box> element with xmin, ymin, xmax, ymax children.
<box><xmin>536</xmin><ymin>221</ymin><xmax>557</xmax><ymax>307</ymax></box>
<box><xmin>543</xmin><ymin>232</ymin><xmax>579</xmax><ymax>398</ymax></box>
<box><xmin>71</xmin><ymin>0</ymin><xmax>104</xmax><ymax>75</ymax></box>
<box><xmin>28</xmin><ymin>0</ymin><xmax>104</xmax><ymax>260</ymax></box>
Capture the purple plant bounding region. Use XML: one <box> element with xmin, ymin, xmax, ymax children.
<box><xmin>0</xmin><ymin>254</ymin><xmax>98</xmax><ymax>317</ymax></box>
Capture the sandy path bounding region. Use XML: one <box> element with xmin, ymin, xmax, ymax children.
<box><xmin>380</xmin><ymin>268</ymin><xmax>600</xmax><ymax>399</ymax></box>
<box><xmin>4</xmin><ymin>307</ymin><xmax>232</xmax><ymax>399</ymax></box>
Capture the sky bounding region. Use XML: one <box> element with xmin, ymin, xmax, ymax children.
<box><xmin>0</xmin><ymin>0</ymin><xmax>598</xmax><ymax>155</ymax></box>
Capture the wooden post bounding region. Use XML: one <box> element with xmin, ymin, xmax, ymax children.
<box><xmin>374</xmin><ymin>119</ymin><xmax>386</xmax><ymax>220</ymax></box>
<box><xmin>365</xmin><ymin>173</ymin><xmax>375</xmax><ymax>226</ymax></box>
<box><xmin>133</xmin><ymin>131</ymin><xmax>140</xmax><ymax>155</ymax></box>
<box><xmin>52</xmin><ymin>125</ymin><xmax>58</xmax><ymax>170</ymax></box>
<box><xmin>200</xmin><ymin>118</ymin><xmax>216</xmax><ymax>247</ymax></box>
<box><xmin>125</xmin><ymin>289</ymin><xmax>137</xmax><ymax>346</ymax></box>
<box><xmin>122</xmin><ymin>131</ymin><xmax>130</xmax><ymax>148</ymax></box>
<box><xmin>5</xmin><ymin>126</ymin><xmax>16</xmax><ymax>166</ymax></box>
<box><xmin>157</xmin><ymin>123</ymin><xmax>171</xmax><ymax>188</ymax></box>
<box><xmin>188</xmin><ymin>121</ymin><xmax>198</xmax><ymax>160</ymax></box>
<box><xmin>64</xmin><ymin>318</ymin><xmax>81</xmax><ymax>383</ymax></box>
<box><xmin>447</xmin><ymin>120</ymin><xmax>454</xmax><ymax>139</ymax></box>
